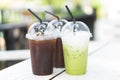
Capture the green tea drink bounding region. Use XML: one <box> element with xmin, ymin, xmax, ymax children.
<box><xmin>62</xmin><ymin>21</ymin><xmax>91</xmax><ymax>75</ymax></box>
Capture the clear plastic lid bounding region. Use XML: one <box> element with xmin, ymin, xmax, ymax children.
<box><xmin>26</xmin><ymin>22</ymin><xmax>58</xmax><ymax>40</ymax></box>
<box><xmin>61</xmin><ymin>21</ymin><xmax>92</xmax><ymax>38</ymax></box>
<box><xmin>48</xmin><ymin>19</ymin><xmax>68</xmax><ymax>32</ymax></box>
<box><xmin>27</xmin><ymin>22</ymin><xmax>48</xmax><ymax>35</ymax></box>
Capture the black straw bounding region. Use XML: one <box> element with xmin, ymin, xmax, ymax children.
<box><xmin>65</xmin><ymin>5</ymin><xmax>76</xmax><ymax>32</ymax></box>
<box><xmin>28</xmin><ymin>9</ymin><xmax>42</xmax><ymax>23</ymax></box>
<box><xmin>45</xmin><ymin>11</ymin><xmax>60</xmax><ymax>21</ymax></box>
<box><xmin>65</xmin><ymin>5</ymin><xmax>76</xmax><ymax>24</ymax></box>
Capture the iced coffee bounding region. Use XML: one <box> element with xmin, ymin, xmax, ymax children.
<box><xmin>26</xmin><ymin>22</ymin><xmax>56</xmax><ymax>75</ymax></box>
<box><xmin>48</xmin><ymin>19</ymin><xmax>68</xmax><ymax>68</ymax></box>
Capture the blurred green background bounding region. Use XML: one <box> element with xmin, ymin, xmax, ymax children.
<box><xmin>0</xmin><ymin>0</ymin><xmax>102</xmax><ymax>24</ymax></box>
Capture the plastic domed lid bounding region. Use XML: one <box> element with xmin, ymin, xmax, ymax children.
<box><xmin>27</xmin><ymin>22</ymin><xmax>48</xmax><ymax>35</ymax></box>
<box><xmin>48</xmin><ymin>19</ymin><xmax>68</xmax><ymax>32</ymax></box>
<box><xmin>62</xmin><ymin>21</ymin><xmax>92</xmax><ymax>37</ymax></box>
<box><xmin>70</xmin><ymin>21</ymin><xmax>90</xmax><ymax>32</ymax></box>
<box><xmin>26</xmin><ymin>22</ymin><xmax>59</xmax><ymax>40</ymax></box>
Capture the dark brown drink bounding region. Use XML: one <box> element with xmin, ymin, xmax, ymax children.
<box><xmin>29</xmin><ymin>39</ymin><xmax>55</xmax><ymax>75</ymax></box>
<box><xmin>53</xmin><ymin>38</ymin><xmax>65</xmax><ymax>68</ymax></box>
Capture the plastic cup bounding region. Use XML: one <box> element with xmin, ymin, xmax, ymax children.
<box><xmin>26</xmin><ymin>22</ymin><xmax>56</xmax><ymax>75</ymax></box>
<box><xmin>61</xmin><ymin>21</ymin><xmax>92</xmax><ymax>75</ymax></box>
<box><xmin>48</xmin><ymin>19</ymin><xmax>68</xmax><ymax>68</ymax></box>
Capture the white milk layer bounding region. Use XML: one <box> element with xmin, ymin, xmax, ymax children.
<box><xmin>62</xmin><ymin>31</ymin><xmax>91</xmax><ymax>48</ymax></box>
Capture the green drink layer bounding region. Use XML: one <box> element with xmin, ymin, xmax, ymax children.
<box><xmin>61</xmin><ymin>31</ymin><xmax>91</xmax><ymax>75</ymax></box>
<box><xmin>63</xmin><ymin>42</ymin><xmax>88</xmax><ymax>75</ymax></box>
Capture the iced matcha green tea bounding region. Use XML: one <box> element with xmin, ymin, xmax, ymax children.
<box><xmin>62</xmin><ymin>21</ymin><xmax>91</xmax><ymax>75</ymax></box>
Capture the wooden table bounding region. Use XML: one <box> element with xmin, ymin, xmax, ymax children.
<box><xmin>0</xmin><ymin>40</ymin><xmax>120</xmax><ymax>80</ymax></box>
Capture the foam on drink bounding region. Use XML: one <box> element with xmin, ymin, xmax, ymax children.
<box><xmin>62</xmin><ymin>31</ymin><xmax>91</xmax><ymax>47</ymax></box>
